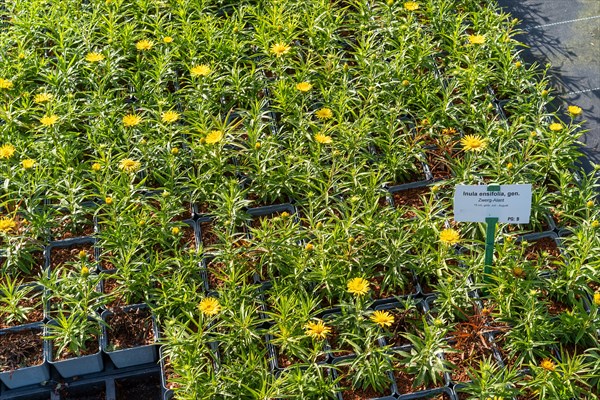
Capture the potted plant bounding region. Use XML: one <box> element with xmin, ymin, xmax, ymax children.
<box><xmin>102</xmin><ymin>303</ymin><xmax>158</xmax><ymax>368</ymax></box>
<box><xmin>0</xmin><ymin>322</ymin><xmax>49</xmax><ymax>389</ymax></box>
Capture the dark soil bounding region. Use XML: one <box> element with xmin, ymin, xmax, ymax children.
<box><xmin>49</xmin><ymin>243</ymin><xmax>95</xmax><ymax>271</ymax></box>
<box><xmin>0</xmin><ymin>294</ymin><xmax>44</xmax><ymax>328</ymax></box>
<box><xmin>384</xmin><ymin>308</ymin><xmax>422</xmax><ymax>347</ymax></box>
<box><xmin>51</xmin><ymin>214</ymin><xmax>95</xmax><ymax>240</ymax></box>
<box><xmin>327</xmin><ymin>329</ymin><xmax>354</xmax><ymax>357</ymax></box>
<box><xmin>338</xmin><ymin>366</ymin><xmax>391</xmax><ymax>400</ymax></box>
<box><xmin>426</xmin><ymin>149</ymin><xmax>454</xmax><ymax>180</ymax></box>
<box><xmin>115</xmin><ymin>373</ymin><xmax>162</xmax><ymax>400</ymax></box>
<box><xmin>392</xmin><ymin>186</ymin><xmax>432</xmax><ymax>217</ymax></box>
<box><xmin>394</xmin><ymin>369</ymin><xmax>429</xmax><ymax>394</ymax></box>
<box><xmin>106</xmin><ymin>307</ymin><xmax>154</xmax><ymax>351</ymax></box>
<box><xmin>61</xmin><ymin>384</ymin><xmax>105</xmax><ymax>400</ymax></box>
<box><xmin>102</xmin><ymin>278</ymin><xmax>144</xmax><ymax>309</ymax></box>
<box><xmin>372</xmin><ymin>272</ymin><xmax>415</xmax><ymax>300</ymax></box>
<box><xmin>200</xmin><ymin>222</ymin><xmax>219</xmax><ymax>246</ymax></box>
<box><xmin>0</xmin><ymin>328</ymin><xmax>44</xmax><ymax>371</ymax></box>
<box><xmin>179</xmin><ymin>225</ymin><xmax>195</xmax><ymax>249</ymax></box>
<box><xmin>0</xmin><ymin>251</ymin><xmax>44</xmax><ymax>284</ymax></box>
<box><xmin>55</xmin><ymin>337</ymin><xmax>100</xmax><ymax>361</ymax></box>
<box><xmin>524</xmin><ymin>237</ymin><xmax>561</xmax><ymax>270</ymax></box>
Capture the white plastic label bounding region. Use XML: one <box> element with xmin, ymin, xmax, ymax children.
<box><xmin>453</xmin><ymin>184</ymin><xmax>532</xmax><ymax>223</ymax></box>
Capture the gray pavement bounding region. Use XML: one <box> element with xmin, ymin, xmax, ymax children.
<box><xmin>496</xmin><ymin>0</ymin><xmax>600</xmax><ymax>170</ymax></box>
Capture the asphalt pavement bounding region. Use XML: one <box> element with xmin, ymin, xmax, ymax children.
<box><xmin>496</xmin><ymin>0</ymin><xmax>600</xmax><ymax>171</ymax></box>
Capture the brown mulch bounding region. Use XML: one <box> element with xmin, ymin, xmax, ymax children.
<box><xmin>392</xmin><ymin>187</ymin><xmax>432</xmax><ymax>218</ymax></box>
<box><xmin>106</xmin><ymin>307</ymin><xmax>154</xmax><ymax>351</ymax></box>
<box><xmin>50</xmin><ymin>243</ymin><xmax>95</xmax><ymax>271</ymax></box>
<box><xmin>524</xmin><ymin>237</ymin><xmax>561</xmax><ymax>269</ymax></box>
<box><xmin>55</xmin><ymin>337</ymin><xmax>100</xmax><ymax>361</ymax></box>
<box><xmin>200</xmin><ymin>222</ymin><xmax>219</xmax><ymax>246</ymax></box>
<box><xmin>52</xmin><ymin>215</ymin><xmax>95</xmax><ymax>240</ymax></box>
<box><xmin>0</xmin><ymin>329</ymin><xmax>44</xmax><ymax>371</ymax></box>
<box><xmin>338</xmin><ymin>366</ymin><xmax>391</xmax><ymax>400</ymax></box>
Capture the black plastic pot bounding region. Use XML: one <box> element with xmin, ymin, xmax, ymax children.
<box><xmin>45</xmin><ymin>236</ymin><xmax>98</xmax><ymax>276</ymax></box>
<box><xmin>0</xmin><ymin>323</ymin><xmax>49</xmax><ymax>389</ymax></box>
<box><xmin>45</xmin><ymin>319</ymin><xmax>104</xmax><ymax>379</ymax></box>
<box><xmin>331</xmin><ymin>356</ymin><xmax>397</xmax><ymax>400</ymax></box>
<box><xmin>397</xmin><ymin>386</ymin><xmax>457</xmax><ymax>399</ymax></box>
<box><xmin>101</xmin><ymin>304</ymin><xmax>158</xmax><ymax>369</ymax></box>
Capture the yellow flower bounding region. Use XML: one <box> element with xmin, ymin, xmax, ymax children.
<box><xmin>512</xmin><ymin>266</ymin><xmax>525</xmax><ymax>278</ymax></box>
<box><xmin>0</xmin><ymin>78</ymin><xmax>13</xmax><ymax>90</ymax></box>
<box><xmin>305</xmin><ymin>243</ymin><xmax>314</xmax><ymax>252</ymax></box>
<box><xmin>122</xmin><ymin>114</ymin><xmax>142</xmax><ymax>127</ymax></box>
<box><xmin>190</xmin><ymin>64</ymin><xmax>211</xmax><ymax>77</ymax></box>
<box><xmin>567</xmin><ymin>105</ymin><xmax>582</xmax><ymax>116</ymax></box>
<box><xmin>119</xmin><ymin>159</ymin><xmax>141</xmax><ymax>173</ymax></box>
<box><xmin>592</xmin><ymin>220</ymin><xmax>599</xmax><ymax>228</ymax></box>
<box><xmin>105</xmin><ymin>196</ymin><xmax>113</xmax><ymax>205</ymax></box>
<box><xmin>205</xmin><ymin>130</ymin><xmax>224</xmax><ymax>144</ymax></box>
<box><xmin>81</xmin><ymin>265</ymin><xmax>90</xmax><ymax>276</ymax></box>
<box><xmin>506</xmin><ymin>162</ymin><xmax>513</xmax><ymax>169</ymax></box>
<box><xmin>22</xmin><ymin>159</ymin><xmax>35</xmax><ymax>169</ymax></box>
<box><xmin>370</xmin><ymin>310</ymin><xmax>395</xmax><ymax>327</ymax></box>
<box><xmin>347</xmin><ymin>277</ymin><xmax>370</xmax><ymax>296</ymax></box>
<box><xmin>540</xmin><ymin>359</ymin><xmax>555</xmax><ymax>372</ymax></box>
<box><xmin>0</xmin><ymin>217</ymin><xmax>17</xmax><ymax>233</ymax></box>
<box><xmin>440</xmin><ymin>228</ymin><xmax>460</xmax><ymax>245</ymax></box>
<box><xmin>85</xmin><ymin>52</ymin><xmax>105</xmax><ymax>62</ymax></box>
<box><xmin>91</xmin><ymin>163</ymin><xmax>102</xmax><ymax>171</ymax></box>
<box><xmin>270</xmin><ymin>42</ymin><xmax>291</xmax><ymax>57</ymax></box>
<box><xmin>296</xmin><ymin>82</ymin><xmax>312</xmax><ymax>92</ymax></box>
<box><xmin>403</xmin><ymin>1</ymin><xmax>419</xmax><ymax>10</ymax></box>
<box><xmin>304</xmin><ymin>320</ymin><xmax>331</xmax><ymax>339</ymax></box>
<box><xmin>199</xmin><ymin>297</ymin><xmax>221</xmax><ymax>316</ymax></box>
<box><xmin>163</xmin><ymin>36</ymin><xmax>173</xmax><ymax>44</ymax></box>
<box><xmin>402</xmin><ymin>79</ymin><xmax>410</xmax><ymax>86</ymax></box>
<box><xmin>594</xmin><ymin>292</ymin><xmax>600</xmax><ymax>306</ymax></box>
<box><xmin>586</xmin><ymin>200</ymin><xmax>594</xmax><ymax>208</ymax></box>
<box><xmin>136</xmin><ymin>39</ymin><xmax>153</xmax><ymax>51</ymax></box>
<box><xmin>315</xmin><ymin>108</ymin><xmax>333</xmax><ymax>120</ymax></box>
<box><xmin>161</xmin><ymin>110</ymin><xmax>179</xmax><ymax>123</ymax></box>
<box><xmin>34</xmin><ymin>93</ymin><xmax>52</xmax><ymax>103</ymax></box>
<box><xmin>468</xmin><ymin>35</ymin><xmax>485</xmax><ymax>44</ymax></box>
<box><xmin>171</xmin><ymin>147</ymin><xmax>179</xmax><ymax>155</ymax></box>
<box><xmin>281</xmin><ymin>211</ymin><xmax>290</xmax><ymax>219</ymax></box>
<box><xmin>171</xmin><ymin>227</ymin><xmax>180</xmax><ymax>235</ymax></box>
<box><xmin>255</xmin><ymin>142</ymin><xmax>261</xmax><ymax>149</ymax></box>
<box><xmin>0</xmin><ymin>144</ymin><xmax>16</xmax><ymax>159</ymax></box>
<box><xmin>460</xmin><ymin>135</ymin><xmax>487</xmax><ymax>152</ymax></box>
<box><xmin>314</xmin><ymin>133</ymin><xmax>332</xmax><ymax>144</ymax></box>
<box><xmin>549</xmin><ymin>123</ymin><xmax>562</xmax><ymax>131</ymax></box>
<box><xmin>40</xmin><ymin>115</ymin><xmax>59</xmax><ymax>126</ymax></box>
<box><xmin>79</xmin><ymin>250</ymin><xmax>87</xmax><ymax>259</ymax></box>
<box><xmin>541</xmin><ymin>89</ymin><xmax>549</xmax><ymax>96</ymax></box>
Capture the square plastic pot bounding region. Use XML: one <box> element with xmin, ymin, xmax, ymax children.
<box><xmin>101</xmin><ymin>304</ymin><xmax>158</xmax><ymax>368</ymax></box>
<box><xmin>0</xmin><ymin>323</ymin><xmax>50</xmax><ymax>389</ymax></box>
<box><xmin>45</xmin><ymin>321</ymin><xmax>104</xmax><ymax>378</ymax></box>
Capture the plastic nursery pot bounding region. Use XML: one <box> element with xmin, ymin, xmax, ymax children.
<box><xmin>397</xmin><ymin>386</ymin><xmax>457</xmax><ymax>400</ymax></box>
<box><xmin>45</xmin><ymin>320</ymin><xmax>104</xmax><ymax>378</ymax></box>
<box><xmin>101</xmin><ymin>304</ymin><xmax>158</xmax><ymax>368</ymax></box>
<box><xmin>332</xmin><ymin>358</ymin><xmax>397</xmax><ymax>400</ymax></box>
<box><xmin>385</xmin><ymin>180</ymin><xmax>435</xmax><ymax>212</ymax></box>
<box><xmin>0</xmin><ymin>323</ymin><xmax>50</xmax><ymax>389</ymax></box>
<box><xmin>45</xmin><ymin>236</ymin><xmax>98</xmax><ymax>276</ymax></box>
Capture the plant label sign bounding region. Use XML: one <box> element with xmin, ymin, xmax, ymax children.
<box><xmin>453</xmin><ymin>184</ymin><xmax>532</xmax><ymax>223</ymax></box>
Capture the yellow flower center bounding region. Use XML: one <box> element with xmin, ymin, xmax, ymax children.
<box><xmin>315</xmin><ymin>108</ymin><xmax>333</xmax><ymax>120</ymax></box>
<box><xmin>162</xmin><ymin>110</ymin><xmax>180</xmax><ymax>123</ymax></box>
<box><xmin>0</xmin><ymin>144</ymin><xmax>16</xmax><ymax>159</ymax></box>
<box><xmin>22</xmin><ymin>159</ymin><xmax>35</xmax><ymax>169</ymax></box>
<box><xmin>270</xmin><ymin>42</ymin><xmax>291</xmax><ymax>57</ymax></box>
<box><xmin>347</xmin><ymin>277</ymin><xmax>370</xmax><ymax>296</ymax></box>
<box><xmin>440</xmin><ymin>228</ymin><xmax>460</xmax><ymax>245</ymax></box>
<box><xmin>314</xmin><ymin>133</ymin><xmax>332</xmax><ymax>144</ymax></box>
<box><xmin>40</xmin><ymin>115</ymin><xmax>59</xmax><ymax>126</ymax></box>
<box><xmin>199</xmin><ymin>297</ymin><xmax>221</xmax><ymax>316</ymax></box>
<box><xmin>296</xmin><ymin>82</ymin><xmax>312</xmax><ymax>92</ymax></box>
<box><xmin>0</xmin><ymin>217</ymin><xmax>17</xmax><ymax>233</ymax></box>
<box><xmin>190</xmin><ymin>64</ymin><xmax>212</xmax><ymax>77</ymax></box>
<box><xmin>85</xmin><ymin>52</ymin><xmax>105</xmax><ymax>62</ymax></box>
<box><xmin>136</xmin><ymin>39</ymin><xmax>153</xmax><ymax>51</ymax></box>
<box><xmin>205</xmin><ymin>130</ymin><xmax>224</xmax><ymax>144</ymax></box>
<box><xmin>122</xmin><ymin>114</ymin><xmax>142</xmax><ymax>127</ymax></box>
